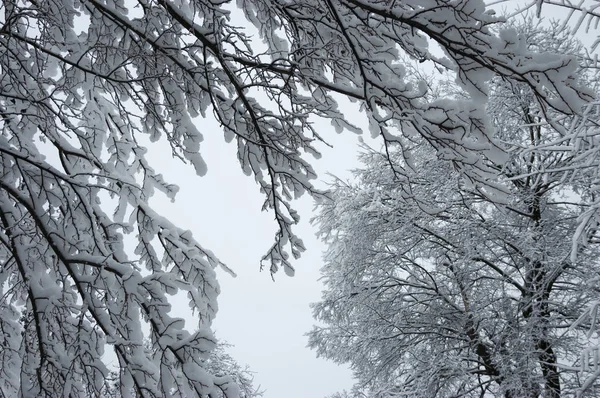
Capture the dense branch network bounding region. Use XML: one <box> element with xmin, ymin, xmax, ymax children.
<box><xmin>310</xmin><ymin>21</ymin><xmax>600</xmax><ymax>398</ymax></box>
<box><xmin>0</xmin><ymin>0</ymin><xmax>598</xmax><ymax>397</ymax></box>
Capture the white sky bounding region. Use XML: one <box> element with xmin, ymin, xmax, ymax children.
<box><xmin>147</xmin><ymin>96</ymin><xmax>369</xmax><ymax>397</ymax></box>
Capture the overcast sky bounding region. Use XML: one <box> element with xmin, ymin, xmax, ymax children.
<box><xmin>146</xmin><ymin>93</ymin><xmax>370</xmax><ymax>397</ymax></box>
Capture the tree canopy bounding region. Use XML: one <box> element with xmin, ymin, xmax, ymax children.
<box><xmin>0</xmin><ymin>0</ymin><xmax>599</xmax><ymax>397</ymax></box>
<box><xmin>310</xmin><ymin>20</ymin><xmax>600</xmax><ymax>398</ymax></box>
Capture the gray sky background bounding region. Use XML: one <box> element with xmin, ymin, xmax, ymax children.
<box><xmin>147</xmin><ymin>95</ymin><xmax>369</xmax><ymax>398</ymax></box>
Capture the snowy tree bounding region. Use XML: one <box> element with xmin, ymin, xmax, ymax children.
<box><xmin>103</xmin><ymin>342</ymin><xmax>262</xmax><ymax>398</ymax></box>
<box><xmin>309</xmin><ymin>22</ymin><xmax>600</xmax><ymax>398</ymax></box>
<box><xmin>198</xmin><ymin>343</ymin><xmax>263</xmax><ymax>398</ymax></box>
<box><xmin>324</xmin><ymin>385</ymin><xmax>402</xmax><ymax>398</ymax></box>
<box><xmin>0</xmin><ymin>0</ymin><xmax>597</xmax><ymax>397</ymax></box>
